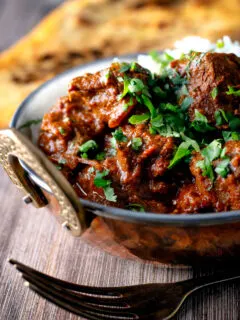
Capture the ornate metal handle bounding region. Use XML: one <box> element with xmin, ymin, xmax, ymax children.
<box><xmin>0</xmin><ymin>128</ymin><xmax>86</xmax><ymax>236</ymax></box>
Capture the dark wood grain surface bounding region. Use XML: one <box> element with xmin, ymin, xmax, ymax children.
<box><xmin>0</xmin><ymin>1</ymin><xmax>239</xmax><ymax>319</ymax></box>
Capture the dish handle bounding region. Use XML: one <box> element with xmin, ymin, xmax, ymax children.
<box><xmin>0</xmin><ymin>128</ymin><xmax>87</xmax><ymax>237</ymax></box>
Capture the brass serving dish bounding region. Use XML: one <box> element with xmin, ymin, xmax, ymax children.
<box><xmin>1</xmin><ymin>56</ymin><xmax>240</xmax><ymax>266</ymax></box>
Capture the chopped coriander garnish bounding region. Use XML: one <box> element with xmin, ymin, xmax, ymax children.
<box><xmin>131</xmin><ymin>137</ymin><xmax>142</xmax><ymax>151</ymax></box>
<box><xmin>19</xmin><ymin>118</ymin><xmax>42</xmax><ymax>130</ymax></box>
<box><xmin>96</xmin><ymin>152</ymin><xmax>106</xmax><ymax>161</ymax></box>
<box><xmin>128</xmin><ymin>78</ymin><xmax>145</xmax><ymax>94</ymax></box>
<box><xmin>127</xmin><ymin>203</ymin><xmax>145</xmax><ymax>212</ymax></box>
<box><xmin>229</xmin><ymin>117</ymin><xmax>240</xmax><ymax>131</ymax></box>
<box><xmin>168</xmin><ymin>134</ymin><xmax>199</xmax><ymax>169</ymax></box>
<box><xmin>181</xmin><ymin>96</ymin><xmax>193</xmax><ymax>111</ymax></box>
<box><xmin>94</xmin><ymin>170</ymin><xmax>117</xmax><ymax>202</ymax></box>
<box><xmin>226</xmin><ymin>86</ymin><xmax>240</xmax><ymax>97</ymax></box>
<box><xmin>122</xmin><ymin>97</ymin><xmax>133</xmax><ymax>111</ymax></box>
<box><xmin>141</xmin><ymin>94</ymin><xmax>157</xmax><ymax>118</ymax></box>
<box><xmin>222</xmin><ymin>131</ymin><xmax>240</xmax><ymax>142</ymax></box>
<box><xmin>191</xmin><ymin>110</ymin><xmax>215</xmax><ymax>132</ymax></box>
<box><xmin>120</xmin><ymin>63</ymin><xmax>131</xmax><ymax>73</ymax></box>
<box><xmin>58</xmin><ymin>158</ymin><xmax>66</xmax><ymax>165</ymax></box>
<box><xmin>129</xmin><ymin>113</ymin><xmax>150</xmax><ymax>124</ymax></box>
<box><xmin>214</xmin><ymin>109</ymin><xmax>228</xmax><ymax>126</ymax></box>
<box><xmin>211</xmin><ymin>87</ymin><xmax>218</xmax><ymax>100</ymax></box>
<box><xmin>58</xmin><ymin>127</ymin><xmax>66</xmax><ymax>135</ymax></box>
<box><xmin>112</xmin><ymin>128</ymin><xmax>127</xmax><ymax>142</ymax></box>
<box><xmin>215</xmin><ymin>157</ymin><xmax>230</xmax><ymax>178</ymax></box>
<box><xmin>153</xmin><ymin>86</ymin><xmax>167</xmax><ymax>98</ymax></box>
<box><xmin>55</xmin><ymin>165</ymin><xmax>62</xmax><ymax>170</ymax></box>
<box><xmin>196</xmin><ymin>140</ymin><xmax>223</xmax><ymax>181</ymax></box>
<box><xmin>79</xmin><ymin>140</ymin><xmax>98</xmax><ymax>153</ymax></box>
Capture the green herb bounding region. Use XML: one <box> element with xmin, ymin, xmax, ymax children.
<box><xmin>215</xmin><ymin>157</ymin><xmax>230</xmax><ymax>178</ymax></box>
<box><xmin>131</xmin><ymin>137</ymin><xmax>142</xmax><ymax>151</ymax></box>
<box><xmin>94</xmin><ymin>170</ymin><xmax>117</xmax><ymax>202</ymax></box>
<box><xmin>168</xmin><ymin>134</ymin><xmax>199</xmax><ymax>169</ymax></box>
<box><xmin>160</xmin><ymin>103</ymin><xmax>179</xmax><ymax>113</ymax></box>
<box><xmin>127</xmin><ymin>203</ymin><xmax>145</xmax><ymax>212</ymax></box>
<box><xmin>128</xmin><ymin>78</ymin><xmax>145</xmax><ymax>94</ymax></box>
<box><xmin>181</xmin><ymin>97</ymin><xmax>193</xmax><ymax>111</ymax></box>
<box><xmin>112</xmin><ymin>128</ymin><xmax>127</xmax><ymax>142</ymax></box>
<box><xmin>55</xmin><ymin>165</ymin><xmax>62</xmax><ymax>170</ymax></box>
<box><xmin>58</xmin><ymin>158</ymin><xmax>66</xmax><ymax>165</ymax></box>
<box><xmin>168</xmin><ymin>141</ymin><xmax>192</xmax><ymax>168</ymax></box>
<box><xmin>211</xmin><ymin>87</ymin><xmax>218</xmax><ymax>100</ymax></box>
<box><xmin>222</xmin><ymin>131</ymin><xmax>240</xmax><ymax>141</ymax></box>
<box><xmin>141</xmin><ymin>94</ymin><xmax>156</xmax><ymax>118</ymax></box>
<box><xmin>214</xmin><ymin>109</ymin><xmax>228</xmax><ymax>126</ymax></box>
<box><xmin>153</xmin><ymin>86</ymin><xmax>167</xmax><ymax>98</ymax></box>
<box><xmin>196</xmin><ymin>140</ymin><xmax>223</xmax><ymax>181</ymax></box>
<box><xmin>129</xmin><ymin>113</ymin><xmax>150</xmax><ymax>124</ymax></box>
<box><xmin>226</xmin><ymin>86</ymin><xmax>240</xmax><ymax>97</ymax></box>
<box><xmin>96</xmin><ymin>152</ymin><xmax>106</xmax><ymax>161</ymax></box>
<box><xmin>216</xmin><ymin>39</ymin><xmax>224</xmax><ymax>49</ymax></box>
<box><xmin>120</xmin><ymin>63</ymin><xmax>131</xmax><ymax>73</ymax></box>
<box><xmin>191</xmin><ymin>110</ymin><xmax>215</xmax><ymax>132</ymax></box>
<box><xmin>19</xmin><ymin>118</ymin><xmax>42</xmax><ymax>130</ymax></box>
<box><xmin>79</xmin><ymin>140</ymin><xmax>98</xmax><ymax>153</ymax></box>
<box><xmin>82</xmin><ymin>153</ymin><xmax>88</xmax><ymax>159</ymax></box>
<box><xmin>58</xmin><ymin>127</ymin><xmax>66</xmax><ymax>135</ymax></box>
<box><xmin>229</xmin><ymin>117</ymin><xmax>240</xmax><ymax>130</ymax></box>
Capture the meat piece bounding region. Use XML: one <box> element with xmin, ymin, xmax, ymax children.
<box><xmin>214</xmin><ymin>141</ymin><xmax>240</xmax><ymax>210</ymax></box>
<box><xmin>39</xmin><ymin>62</ymin><xmax>150</xmax><ymax>166</ymax></box>
<box><xmin>75</xmin><ymin>124</ymin><xmax>175</xmax><ymax>212</ymax></box>
<box><xmin>171</xmin><ymin>52</ymin><xmax>240</xmax><ymax>124</ymax></box>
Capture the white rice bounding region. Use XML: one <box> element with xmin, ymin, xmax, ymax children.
<box><xmin>137</xmin><ymin>36</ymin><xmax>240</xmax><ymax>74</ymax></box>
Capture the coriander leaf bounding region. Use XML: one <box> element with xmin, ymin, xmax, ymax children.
<box><xmin>104</xmin><ymin>185</ymin><xmax>117</xmax><ymax>202</ymax></box>
<box><xmin>58</xmin><ymin>127</ymin><xmax>66</xmax><ymax>135</ymax></box>
<box><xmin>94</xmin><ymin>170</ymin><xmax>117</xmax><ymax>202</ymax></box>
<box><xmin>141</xmin><ymin>95</ymin><xmax>157</xmax><ymax>118</ymax></box>
<box><xmin>222</xmin><ymin>131</ymin><xmax>240</xmax><ymax>141</ymax></box>
<box><xmin>79</xmin><ymin>140</ymin><xmax>98</xmax><ymax>153</ymax></box>
<box><xmin>153</xmin><ymin>86</ymin><xmax>167</xmax><ymax>98</ymax></box>
<box><xmin>181</xmin><ymin>133</ymin><xmax>200</xmax><ymax>152</ymax></box>
<box><xmin>58</xmin><ymin>158</ymin><xmax>66</xmax><ymax>165</ymax></box>
<box><xmin>94</xmin><ymin>170</ymin><xmax>110</xmax><ymax>188</ymax></box>
<box><xmin>191</xmin><ymin>110</ymin><xmax>215</xmax><ymax>132</ymax></box>
<box><xmin>120</xmin><ymin>63</ymin><xmax>131</xmax><ymax>73</ymax></box>
<box><xmin>168</xmin><ymin>141</ymin><xmax>191</xmax><ymax>168</ymax></box>
<box><xmin>196</xmin><ymin>158</ymin><xmax>215</xmax><ymax>182</ymax></box>
<box><xmin>131</xmin><ymin>137</ymin><xmax>142</xmax><ymax>151</ymax></box>
<box><xmin>19</xmin><ymin>118</ymin><xmax>42</xmax><ymax>129</ymax></box>
<box><xmin>119</xmin><ymin>75</ymin><xmax>130</xmax><ymax>99</ymax></box>
<box><xmin>151</xmin><ymin>114</ymin><xmax>163</xmax><ymax>128</ymax></box>
<box><xmin>129</xmin><ymin>113</ymin><xmax>150</xmax><ymax>124</ymax></box>
<box><xmin>160</xmin><ymin>103</ymin><xmax>179</xmax><ymax>113</ymax></box>
<box><xmin>96</xmin><ymin>152</ymin><xmax>106</xmax><ymax>161</ymax></box>
<box><xmin>214</xmin><ymin>109</ymin><xmax>228</xmax><ymax>126</ymax></box>
<box><xmin>215</xmin><ymin>157</ymin><xmax>230</xmax><ymax>178</ymax></box>
<box><xmin>181</xmin><ymin>97</ymin><xmax>193</xmax><ymax>111</ymax></box>
<box><xmin>211</xmin><ymin>87</ymin><xmax>218</xmax><ymax>100</ymax></box>
<box><xmin>201</xmin><ymin>140</ymin><xmax>222</xmax><ymax>162</ymax></box>
<box><xmin>112</xmin><ymin>128</ymin><xmax>127</xmax><ymax>142</ymax></box>
<box><xmin>128</xmin><ymin>78</ymin><xmax>145</xmax><ymax>93</ymax></box>
<box><xmin>127</xmin><ymin>203</ymin><xmax>145</xmax><ymax>212</ymax></box>
<box><xmin>229</xmin><ymin>117</ymin><xmax>240</xmax><ymax>130</ymax></box>
<box><xmin>226</xmin><ymin>86</ymin><xmax>240</xmax><ymax>96</ymax></box>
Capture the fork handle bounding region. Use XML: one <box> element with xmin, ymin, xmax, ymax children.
<box><xmin>182</xmin><ymin>270</ymin><xmax>240</xmax><ymax>294</ymax></box>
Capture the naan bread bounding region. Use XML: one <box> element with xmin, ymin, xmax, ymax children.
<box><xmin>1</xmin><ymin>0</ymin><xmax>240</xmax><ymax>128</ymax></box>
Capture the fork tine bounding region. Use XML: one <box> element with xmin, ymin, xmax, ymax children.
<box><xmin>22</xmin><ymin>274</ymin><xmax>137</xmax><ymax>320</ymax></box>
<box><xmin>9</xmin><ymin>259</ymin><xmax>135</xmax><ymax>296</ymax></box>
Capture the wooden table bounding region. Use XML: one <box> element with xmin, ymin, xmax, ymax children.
<box><xmin>0</xmin><ymin>1</ymin><xmax>239</xmax><ymax>319</ymax></box>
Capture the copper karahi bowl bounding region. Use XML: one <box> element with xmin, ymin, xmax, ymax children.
<box><xmin>1</xmin><ymin>55</ymin><xmax>240</xmax><ymax>266</ymax></box>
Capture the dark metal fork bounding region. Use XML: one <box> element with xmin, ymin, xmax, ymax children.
<box><xmin>9</xmin><ymin>259</ymin><xmax>240</xmax><ymax>320</ymax></box>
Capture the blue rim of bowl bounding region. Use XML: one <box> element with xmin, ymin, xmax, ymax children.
<box><xmin>10</xmin><ymin>54</ymin><xmax>240</xmax><ymax>226</ymax></box>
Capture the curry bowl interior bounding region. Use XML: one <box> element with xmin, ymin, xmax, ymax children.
<box><xmin>10</xmin><ymin>55</ymin><xmax>240</xmax><ymax>227</ymax></box>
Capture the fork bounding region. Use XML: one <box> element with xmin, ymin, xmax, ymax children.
<box><xmin>9</xmin><ymin>259</ymin><xmax>240</xmax><ymax>320</ymax></box>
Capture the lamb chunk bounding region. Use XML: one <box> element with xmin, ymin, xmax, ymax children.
<box><xmin>171</xmin><ymin>52</ymin><xmax>240</xmax><ymax>125</ymax></box>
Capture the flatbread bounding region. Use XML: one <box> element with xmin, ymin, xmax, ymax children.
<box><xmin>1</xmin><ymin>0</ymin><xmax>240</xmax><ymax>128</ymax></box>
